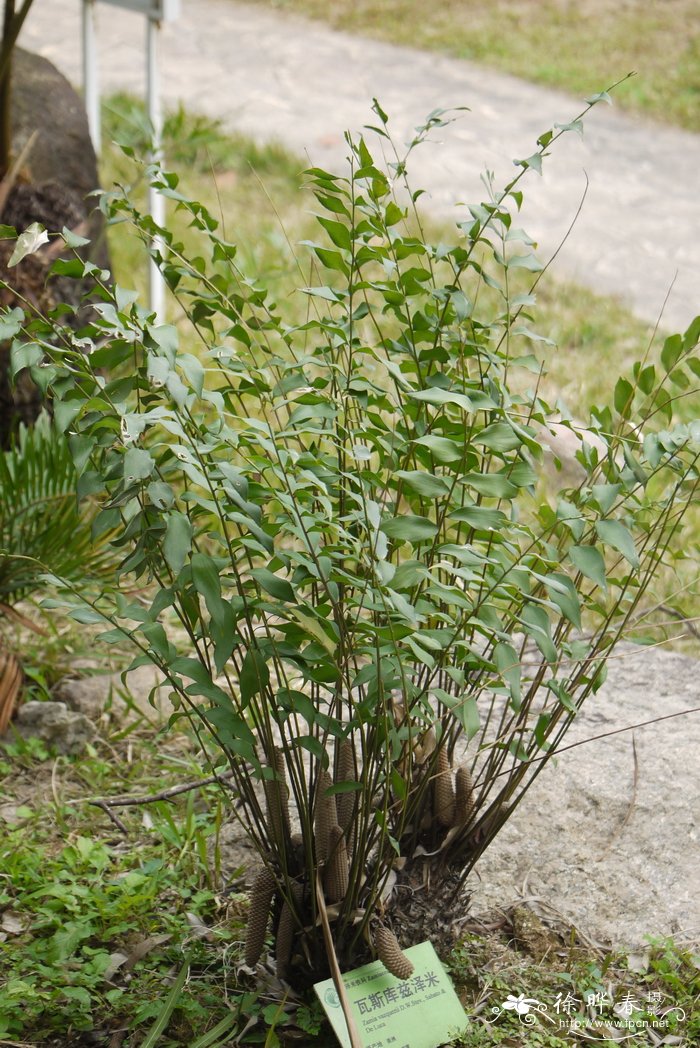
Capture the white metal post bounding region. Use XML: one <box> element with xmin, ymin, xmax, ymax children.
<box><xmin>146</xmin><ymin>13</ymin><xmax>166</xmax><ymax>322</ymax></box>
<box><xmin>80</xmin><ymin>1</ymin><xmax>179</xmax><ymax>320</ymax></box>
<box><xmin>82</xmin><ymin>0</ymin><xmax>101</xmax><ymax>154</ymax></box>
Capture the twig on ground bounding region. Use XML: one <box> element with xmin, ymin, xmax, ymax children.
<box><xmin>86</xmin><ymin>769</ymin><xmax>236</xmax><ymax>832</ymax></box>
<box><xmin>596</xmin><ymin>734</ymin><xmax>639</xmax><ymax>860</ymax></box>
<box><xmin>92</xmin><ymin>800</ymin><xmax>129</xmax><ymax>834</ymax></box>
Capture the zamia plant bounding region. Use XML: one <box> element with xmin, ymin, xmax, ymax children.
<box><xmin>0</xmin><ymin>415</ymin><xmax>106</xmax><ymax>604</ymax></box>
<box><xmin>7</xmin><ymin>95</ymin><xmax>699</xmax><ymax>985</ymax></box>
<box><xmin>0</xmin><ymin>415</ymin><xmax>114</xmax><ymax>730</ymax></box>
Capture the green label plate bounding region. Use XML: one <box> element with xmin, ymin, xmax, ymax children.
<box><xmin>314</xmin><ymin>940</ymin><xmax>467</xmax><ymax>1048</ymax></box>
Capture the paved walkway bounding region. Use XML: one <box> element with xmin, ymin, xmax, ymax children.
<box><xmin>21</xmin><ymin>1</ymin><xmax>700</xmax><ymax>329</ymax></box>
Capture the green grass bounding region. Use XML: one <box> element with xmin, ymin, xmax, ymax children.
<box><xmin>248</xmin><ymin>0</ymin><xmax>700</xmax><ymax>131</ymax></box>
<box><xmin>1</xmin><ymin>733</ymin><xmax>698</xmax><ymax>1046</ymax></box>
<box><xmin>0</xmin><ymin>734</ymin><xmax>246</xmax><ymax>1045</ymax></box>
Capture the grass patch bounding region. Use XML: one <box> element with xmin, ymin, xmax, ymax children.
<box><xmin>249</xmin><ymin>0</ymin><xmax>700</xmax><ymax>131</ymax></box>
<box><xmin>0</xmin><ymin>733</ymin><xmax>245</xmax><ymax>1044</ymax></box>
<box><xmin>1</xmin><ymin>734</ymin><xmax>698</xmax><ymax>1046</ymax></box>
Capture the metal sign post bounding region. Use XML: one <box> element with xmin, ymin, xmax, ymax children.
<box><xmin>81</xmin><ymin>0</ymin><xmax>180</xmax><ymax>320</ymax></box>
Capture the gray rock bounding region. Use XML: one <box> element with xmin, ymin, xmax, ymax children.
<box><xmin>52</xmin><ymin>663</ymin><xmax>174</xmax><ymax>724</ymax></box>
<box><xmin>52</xmin><ymin>675</ymin><xmax>112</xmax><ymax>721</ymax></box>
<box><xmin>468</xmin><ymin>644</ymin><xmax>700</xmax><ymax>948</ymax></box>
<box><xmin>0</xmin><ymin>49</ymin><xmax>111</xmax><ymax>446</ymax></box>
<box><xmin>12</xmin><ymin>700</ymin><xmax>97</xmax><ymax>755</ymax></box>
<box><xmin>11</xmin><ymin>47</ymin><xmax>107</xmax><ymax>265</ymax></box>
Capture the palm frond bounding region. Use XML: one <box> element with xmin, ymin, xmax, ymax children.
<box><xmin>0</xmin><ymin>413</ymin><xmax>111</xmax><ymax>603</ymax></box>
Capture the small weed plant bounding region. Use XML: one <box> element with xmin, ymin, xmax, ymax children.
<box><xmin>7</xmin><ymin>95</ymin><xmax>699</xmax><ymax>986</ymax></box>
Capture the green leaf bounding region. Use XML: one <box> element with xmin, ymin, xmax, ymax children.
<box><xmin>394</xmin><ymin>470</ymin><xmax>450</xmax><ymax>497</ymax></box>
<box><xmin>548</xmin><ymin>679</ymin><xmax>576</xmax><ymax>713</ymax></box>
<box><xmin>191</xmin><ymin>552</ymin><xmax>224</xmax><ymax>621</ymax></box>
<box><xmin>494</xmin><ymin>641</ymin><xmax>521</xmax><ymax>710</ymax></box>
<box><xmin>251</xmin><ymin>567</ymin><xmax>295</xmax><ymax>603</ymax></box>
<box><xmin>53</xmin><ymin>400</ymin><xmax>81</xmax><ymax>433</ymax></box>
<box><xmin>380</xmin><ymin>515</ymin><xmax>438</xmax><ymax>542</ymax></box>
<box><xmin>123</xmin><ymin>447</ymin><xmax>154</xmax><ymax>483</ymax></box>
<box><xmin>0</xmin><ymin>307</ymin><xmax>23</xmax><ymax>340</ymax></box>
<box><xmin>189</xmin><ymin>1013</ymin><xmax>239</xmax><ymax>1048</ymax></box>
<box><xmin>312</xmin><ymin>246</ymin><xmax>348</xmax><ymax>274</ymax></box>
<box><xmin>316</xmin><ymin>215</ymin><xmax>352</xmax><ymax>249</ymax></box>
<box><xmin>591</xmin><ymin>484</ymin><xmax>620</xmax><ymax>516</ymax></box>
<box><xmin>10</xmin><ymin>340</ymin><xmax>43</xmax><ymax>378</ymax></box>
<box><xmin>289</xmin><ymin>608</ymin><xmax>337</xmax><ymax>653</ymax></box>
<box><xmin>463</xmin><ymin>472</ymin><xmax>518</xmax><ymax>498</ymax></box>
<box><xmin>240</xmin><ymin>649</ymin><xmax>270</xmax><ymax>704</ymax></box>
<box><xmin>163</xmin><ymin>512</ymin><xmax>193</xmax><ymax>574</ymax></box>
<box><xmin>473</xmin><ymin>422</ymin><xmax>521</xmax><ymax>452</ymax></box>
<box><xmin>449</xmin><ymin>506</ymin><xmax>507</xmax><ymax>529</ymax></box>
<box><xmin>61</xmin><ymin>985</ymin><xmax>92</xmax><ymax>1009</ymax></box>
<box><xmin>569</xmin><ymin>544</ymin><xmax>607</xmax><ymax>591</ymax></box>
<box><xmin>585</xmin><ymin>90</ymin><xmax>612</xmax><ymax>105</ymax></box>
<box><xmin>447</xmin><ymin>694</ymin><xmax>480</xmax><ymax>740</ymax></box>
<box><xmin>521</xmin><ymin>604</ymin><xmax>557</xmax><ymax>663</ymax></box>
<box><xmin>8</xmin><ymin>222</ymin><xmax>49</xmax><ymax>266</ymax></box>
<box><xmin>614</xmin><ymin>377</ymin><xmax>634</xmax><ymax>416</ymax></box>
<box><xmin>137</xmin><ymin>959</ymin><xmax>190</xmax><ymax>1048</ymax></box>
<box><xmin>515</xmin><ymin>152</ymin><xmax>543</xmax><ymax>174</ymax></box>
<box><xmin>301</xmin><ymin>285</ymin><xmax>343</xmax><ymax>302</ymax></box>
<box><xmin>542</xmin><ymin>572</ymin><xmax>582</xmax><ymax>629</ymax></box>
<box><xmin>408</xmin><ymin>388</ymin><xmax>474</xmax><ymax>412</ymax></box>
<box><xmin>61</xmin><ymin>225</ymin><xmax>90</xmax><ymax>249</ymax></box>
<box><xmin>661</xmin><ymin>333</ymin><xmax>683</xmax><ymax>372</ymax></box>
<box><xmin>506</xmin><ymin>251</ymin><xmax>543</xmax><ymax>272</ymax></box>
<box><xmin>413</xmin><ymin>434</ymin><xmax>463</xmax><ymax>463</ymax></box>
<box><xmin>596</xmin><ymin>519</ymin><xmax>639</xmax><ymax>567</ymax></box>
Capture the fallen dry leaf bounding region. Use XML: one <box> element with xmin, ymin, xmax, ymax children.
<box><xmin>123</xmin><ymin>933</ymin><xmax>172</xmax><ymax>972</ymax></box>
<box><xmin>1</xmin><ymin>910</ymin><xmax>28</xmax><ymax>935</ymax></box>
<box><xmin>0</xmin><ymin>647</ymin><xmax>22</xmax><ymax>734</ymax></box>
<box><xmin>185</xmin><ymin>911</ymin><xmax>215</xmax><ymax>941</ymax></box>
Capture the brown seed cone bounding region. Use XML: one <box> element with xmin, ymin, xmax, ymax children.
<box><xmin>334</xmin><ymin>738</ymin><xmax>357</xmax><ymax>834</ymax></box>
<box><xmin>275</xmin><ymin>882</ymin><xmax>304</xmax><ymax>981</ymax></box>
<box><xmin>323</xmin><ymin>824</ymin><xmax>349</xmax><ymax>903</ymax></box>
<box><xmin>374</xmin><ymin>924</ymin><xmax>414</xmax><ymax>981</ymax></box>
<box><xmin>433</xmin><ymin>747</ymin><xmax>455</xmax><ymax>828</ymax></box>
<box><xmin>454</xmin><ymin>765</ymin><xmax>476</xmax><ymax>827</ymax></box>
<box><xmin>314</xmin><ymin>767</ymin><xmax>337</xmax><ymax>862</ymax></box>
<box><xmin>289</xmin><ymin>831</ymin><xmax>305</xmax><ymax>873</ymax></box>
<box><xmin>264</xmin><ymin>754</ymin><xmax>291</xmax><ymax>851</ymax></box>
<box><xmin>244</xmin><ymin>866</ymin><xmax>277</xmax><ymax>967</ymax></box>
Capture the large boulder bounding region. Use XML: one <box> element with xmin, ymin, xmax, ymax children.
<box><xmin>0</xmin><ymin>48</ymin><xmax>110</xmax><ymax>447</ymax></box>
<box><xmin>468</xmin><ymin>643</ymin><xmax>700</xmax><ymax>947</ymax></box>
<box><xmin>10</xmin><ymin>47</ymin><xmax>107</xmax><ymax>256</ymax></box>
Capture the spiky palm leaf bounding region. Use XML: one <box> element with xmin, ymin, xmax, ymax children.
<box><xmin>0</xmin><ymin>413</ymin><xmax>110</xmax><ymax>603</ymax></box>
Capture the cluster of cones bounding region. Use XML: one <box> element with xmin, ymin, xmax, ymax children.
<box><xmin>242</xmin><ymin>735</ymin><xmax>478</xmax><ymax>982</ymax></box>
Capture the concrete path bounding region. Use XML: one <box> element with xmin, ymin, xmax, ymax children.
<box><xmin>20</xmin><ymin>0</ymin><xmax>700</xmax><ymax>333</ymax></box>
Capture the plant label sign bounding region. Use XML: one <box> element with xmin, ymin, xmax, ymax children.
<box><xmin>314</xmin><ymin>941</ymin><xmax>467</xmax><ymax>1048</ymax></box>
<box><xmin>99</xmin><ymin>0</ymin><xmax>180</xmax><ymax>20</ymax></box>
